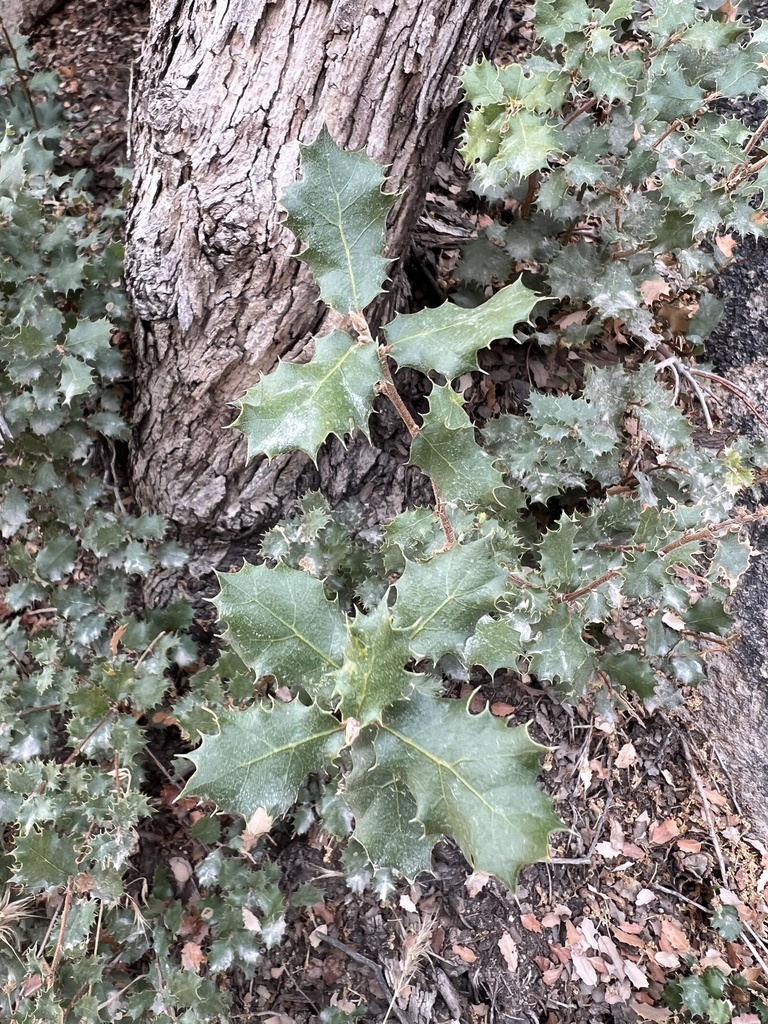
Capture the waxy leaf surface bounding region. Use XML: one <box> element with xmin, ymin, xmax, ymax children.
<box><xmin>409</xmin><ymin>384</ymin><xmax>505</xmax><ymax>508</ymax></box>
<box><xmin>234</xmin><ymin>330</ymin><xmax>380</xmax><ymax>462</ymax></box>
<box><xmin>393</xmin><ymin>540</ymin><xmax>507</xmax><ymax>661</ymax></box>
<box><xmin>331</xmin><ymin>599</ymin><xmax>419</xmax><ymax>726</ymax></box>
<box><xmin>215</xmin><ymin>562</ymin><xmax>345</xmax><ymax>693</ymax></box>
<box><xmin>345</xmin><ymin>733</ymin><xmax>434</xmax><ymax>879</ymax></box>
<box><xmin>182</xmin><ymin>700</ymin><xmax>343</xmax><ymax>819</ymax></box>
<box><xmin>384</xmin><ymin>281</ymin><xmax>540</xmax><ymax>380</ymax></box>
<box><xmin>281</xmin><ymin>124</ymin><xmax>396</xmax><ymax>312</ymax></box>
<box><xmin>376</xmin><ymin>691</ymin><xmax>560</xmax><ymax>888</ymax></box>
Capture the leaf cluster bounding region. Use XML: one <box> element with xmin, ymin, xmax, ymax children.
<box><xmin>458</xmin><ymin>0</ymin><xmax>768</xmax><ymax>353</ymax></box>
<box><xmin>186</xmin><ymin>93</ymin><xmax>764</xmax><ymax>897</ymax></box>
<box><xmin>0</xmin><ymin>42</ymin><xmax>300</xmax><ymax>1024</ymax></box>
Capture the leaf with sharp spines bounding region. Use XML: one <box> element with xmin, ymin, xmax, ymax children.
<box><xmin>393</xmin><ymin>539</ymin><xmax>508</xmax><ymax>662</ymax></box>
<box><xmin>525</xmin><ymin>604</ymin><xmax>596</xmax><ymax>693</ymax></box>
<box><xmin>373</xmin><ymin>691</ymin><xmax>561</xmax><ymax>889</ymax></box>
<box><xmin>345</xmin><ymin>732</ymin><xmax>434</xmax><ymax>879</ymax></box>
<box><xmin>538</xmin><ymin>516</ymin><xmax>581</xmax><ymax>588</ymax></box>
<box><xmin>464</xmin><ymin>614</ymin><xmax>525</xmax><ymax>676</ymax></box>
<box><xmin>281</xmin><ymin>124</ymin><xmax>397</xmax><ymax>313</ymax></box>
<box><xmin>384</xmin><ymin>281</ymin><xmax>541</xmax><ymax>380</ymax></box>
<box><xmin>409</xmin><ymin>384</ymin><xmax>505</xmax><ymax>509</ymax></box>
<box><xmin>214</xmin><ymin>562</ymin><xmax>346</xmax><ymax>695</ymax></box>
<box><xmin>233</xmin><ymin>330</ymin><xmax>381</xmax><ymax>462</ymax></box>
<box><xmin>181</xmin><ymin>700</ymin><xmax>343</xmax><ymax>819</ymax></box>
<box><xmin>331</xmin><ymin>599</ymin><xmax>419</xmax><ymax>727</ymax></box>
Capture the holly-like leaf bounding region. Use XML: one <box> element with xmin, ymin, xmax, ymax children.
<box><xmin>409</xmin><ymin>384</ymin><xmax>505</xmax><ymax>508</ymax></box>
<box><xmin>464</xmin><ymin>614</ymin><xmax>525</xmax><ymax>676</ymax></box>
<box><xmin>182</xmin><ymin>699</ymin><xmax>343</xmax><ymax>818</ymax></box>
<box><xmin>233</xmin><ymin>330</ymin><xmax>380</xmax><ymax>462</ymax></box>
<box><xmin>331</xmin><ymin>599</ymin><xmax>419</xmax><ymax>726</ymax></box>
<box><xmin>384</xmin><ymin>281</ymin><xmax>540</xmax><ymax>379</ymax></box>
<box><xmin>525</xmin><ymin>604</ymin><xmax>596</xmax><ymax>692</ymax></box>
<box><xmin>215</xmin><ymin>562</ymin><xmax>346</xmax><ymax>693</ymax></box>
<box><xmin>345</xmin><ymin>733</ymin><xmax>434</xmax><ymax>878</ymax></box>
<box><xmin>393</xmin><ymin>539</ymin><xmax>508</xmax><ymax>661</ymax></box>
<box><xmin>281</xmin><ymin>124</ymin><xmax>397</xmax><ymax>313</ymax></box>
<box><xmin>12</xmin><ymin>829</ymin><xmax>78</xmax><ymax>891</ymax></box>
<box><xmin>373</xmin><ymin>691</ymin><xmax>560</xmax><ymax>888</ymax></box>
<box><xmin>59</xmin><ymin>354</ymin><xmax>95</xmax><ymax>404</ymax></box>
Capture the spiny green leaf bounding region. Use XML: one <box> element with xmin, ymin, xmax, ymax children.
<box><xmin>64</xmin><ymin>318</ymin><xmax>113</xmax><ymax>360</ymax></box>
<box><xmin>215</xmin><ymin>562</ymin><xmax>346</xmax><ymax>691</ymax></box>
<box><xmin>464</xmin><ymin>614</ymin><xmax>525</xmax><ymax>676</ymax></box>
<box><xmin>384</xmin><ymin>281</ymin><xmax>540</xmax><ymax>379</ymax></box>
<box><xmin>182</xmin><ymin>699</ymin><xmax>343</xmax><ymax>819</ymax></box>
<box><xmin>525</xmin><ymin>604</ymin><xmax>596</xmax><ymax>692</ymax></box>
<box><xmin>393</xmin><ymin>538</ymin><xmax>508</xmax><ymax>662</ymax></box>
<box><xmin>59</xmin><ymin>354</ymin><xmax>95</xmax><ymax>404</ymax></box>
<box><xmin>233</xmin><ymin>329</ymin><xmax>380</xmax><ymax>462</ymax></box>
<box><xmin>12</xmin><ymin>829</ymin><xmax>78</xmax><ymax>891</ymax></box>
<box><xmin>345</xmin><ymin>732</ymin><xmax>434</xmax><ymax>879</ymax></box>
<box><xmin>409</xmin><ymin>384</ymin><xmax>505</xmax><ymax>508</ymax></box>
<box><xmin>331</xmin><ymin>599</ymin><xmax>419</xmax><ymax>726</ymax></box>
<box><xmin>281</xmin><ymin>124</ymin><xmax>397</xmax><ymax>313</ymax></box>
<box><xmin>374</xmin><ymin>691</ymin><xmax>561</xmax><ymax>888</ymax></box>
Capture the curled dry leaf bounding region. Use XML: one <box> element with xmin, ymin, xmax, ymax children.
<box><xmin>660</xmin><ymin>919</ymin><xmax>690</xmax><ymax>953</ymax></box>
<box><xmin>452</xmin><ymin>943</ymin><xmax>477</xmax><ymax>964</ymax></box>
<box><xmin>242</xmin><ymin>907</ymin><xmax>261</xmax><ymax>932</ymax></box>
<box><xmin>520</xmin><ymin>913</ymin><xmax>542</xmax><ymax>933</ymax></box>
<box><xmin>168</xmin><ymin>856</ymin><xmax>193</xmax><ymax>885</ymax></box>
<box><xmin>465</xmin><ymin>872</ymin><xmax>491</xmax><ymax>897</ymax></box>
<box><xmin>498</xmin><ymin>932</ymin><xmax>519</xmax><ymax>973</ymax></box>
<box><xmin>242</xmin><ymin>807</ymin><xmax>274</xmax><ymax>852</ymax></box>
<box><xmin>615</xmin><ymin>741</ymin><xmax>637</xmax><ymax>769</ymax></box>
<box><xmin>676</xmin><ymin>838</ymin><xmax>702</xmax><ymax>854</ymax></box>
<box><xmin>623</xmin><ymin>960</ymin><xmax>649</xmax><ymax>989</ymax></box>
<box><xmin>571</xmin><ymin>951</ymin><xmax>598</xmax><ymax>987</ymax></box>
<box><xmin>180</xmin><ymin>941</ymin><xmax>206</xmax><ymax>973</ymax></box>
<box><xmin>649</xmin><ymin>819</ymin><xmax>680</xmax><ymax>845</ymax></box>
<box><xmin>629</xmin><ymin>999</ymin><xmax>672</xmax><ymax>1021</ymax></box>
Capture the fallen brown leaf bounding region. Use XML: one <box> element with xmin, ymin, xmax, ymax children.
<box><xmin>650</xmin><ymin>819</ymin><xmax>680</xmax><ymax>845</ymax></box>
<box><xmin>520</xmin><ymin>913</ymin><xmax>542</xmax><ymax>933</ymax></box>
<box><xmin>180</xmin><ymin>941</ymin><xmax>206</xmax><ymax>973</ymax></box>
<box><xmin>498</xmin><ymin>933</ymin><xmax>519</xmax><ymax>973</ymax></box>
<box><xmin>452</xmin><ymin>943</ymin><xmax>477</xmax><ymax>964</ymax></box>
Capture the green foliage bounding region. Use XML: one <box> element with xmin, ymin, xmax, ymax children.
<box><xmin>6</xmin><ymin>3</ymin><xmax>768</xmax><ymax>1019</ymax></box>
<box><xmin>458</xmin><ymin>0</ymin><xmax>768</xmax><ymax>352</ymax></box>
<box><xmin>0</xmin><ymin>36</ymin><xmax>299</xmax><ymax>1024</ymax></box>
<box><xmin>187</xmin><ymin>24</ymin><xmax>766</xmax><ymax>900</ymax></box>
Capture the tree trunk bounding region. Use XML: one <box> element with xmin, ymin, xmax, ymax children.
<box><xmin>125</xmin><ymin>0</ymin><xmax>505</xmax><ymax>558</ymax></box>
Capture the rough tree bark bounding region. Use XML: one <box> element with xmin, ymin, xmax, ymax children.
<box><xmin>126</xmin><ymin>0</ymin><xmax>505</xmax><ymax>560</ymax></box>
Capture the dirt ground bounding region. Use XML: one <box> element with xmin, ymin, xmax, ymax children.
<box><xmin>25</xmin><ymin>2</ymin><xmax>768</xmax><ymax>1021</ymax></box>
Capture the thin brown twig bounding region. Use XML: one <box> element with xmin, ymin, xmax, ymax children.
<box><xmin>558</xmin><ymin>509</ymin><xmax>768</xmax><ymax>603</ymax></box>
<box><xmin>549</xmin><ymin>790</ymin><xmax>614</xmax><ymax>865</ymax></box>
<box><xmin>681</xmin><ymin>736</ymin><xmax>729</xmax><ymax>886</ymax></box>
<box><xmin>375</xmin><ymin>343</ymin><xmax>454</xmax><ymax>548</ymax></box>
<box><xmin>376</xmin><ymin>347</ymin><xmax>420</xmax><ymax>439</ymax></box>
<box><xmin>744</xmin><ymin>110</ymin><xmax>768</xmax><ymax>156</ymax></box>
<box><xmin>33</xmin><ymin>708</ymin><xmax>114</xmax><ymax>796</ymax></box>
<box><xmin>688</xmin><ymin>368</ymin><xmax>768</xmax><ymax>431</ymax></box>
<box><xmin>0</xmin><ymin>20</ymin><xmax>39</xmax><ymax>129</ymax></box>
<box><xmin>651</xmin><ymin>93</ymin><xmax>721</xmax><ymax>152</ymax></box>
<box><xmin>315</xmin><ymin>931</ymin><xmax>413</xmax><ymax>1024</ymax></box>
<box><xmin>562</xmin><ymin>96</ymin><xmax>597</xmax><ymax>129</ymax></box>
<box><xmin>48</xmin><ymin>878</ymin><xmax>74</xmax><ymax>983</ymax></box>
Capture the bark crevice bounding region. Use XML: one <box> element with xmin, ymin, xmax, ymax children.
<box><xmin>126</xmin><ymin>0</ymin><xmax>505</xmax><ymax>550</ymax></box>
